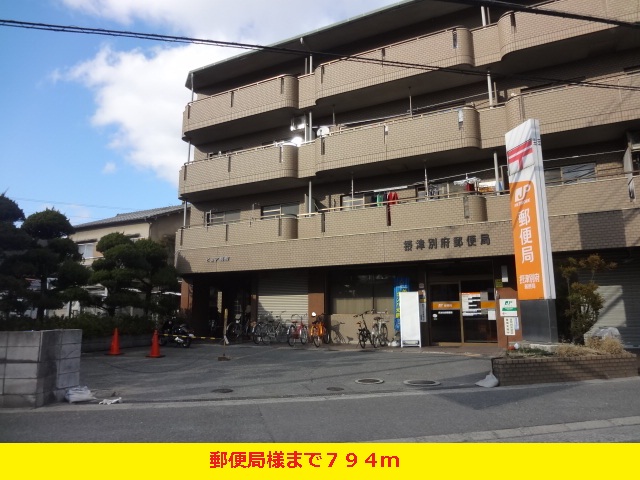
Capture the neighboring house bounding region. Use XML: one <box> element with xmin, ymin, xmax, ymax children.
<box><xmin>175</xmin><ymin>0</ymin><xmax>640</xmax><ymax>346</ymax></box>
<box><xmin>66</xmin><ymin>205</ymin><xmax>188</xmax><ymax>316</ymax></box>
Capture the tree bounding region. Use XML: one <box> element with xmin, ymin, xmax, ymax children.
<box><xmin>557</xmin><ymin>254</ymin><xmax>617</xmax><ymax>343</ymax></box>
<box><xmin>0</xmin><ymin>194</ymin><xmax>31</xmax><ymax>317</ymax></box>
<box><xmin>17</xmin><ymin>209</ymin><xmax>90</xmax><ymax>321</ymax></box>
<box><xmin>90</xmin><ymin>233</ymin><xmax>179</xmax><ymax>317</ymax></box>
<box><xmin>1</xmin><ymin>200</ymin><xmax>90</xmax><ymax>320</ymax></box>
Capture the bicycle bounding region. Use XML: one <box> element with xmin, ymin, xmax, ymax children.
<box><xmin>225</xmin><ymin>313</ymin><xmax>243</xmax><ymax>343</ymax></box>
<box><xmin>354</xmin><ymin>309</ymin><xmax>378</xmax><ymax>348</ymax></box>
<box><xmin>254</xmin><ymin>312</ymin><xmax>288</xmax><ymax>344</ymax></box>
<box><xmin>370</xmin><ymin>311</ymin><xmax>390</xmax><ymax>347</ymax></box>
<box><xmin>287</xmin><ymin>314</ymin><xmax>308</xmax><ymax>346</ymax></box>
<box><xmin>309</xmin><ymin>312</ymin><xmax>330</xmax><ymax>347</ymax></box>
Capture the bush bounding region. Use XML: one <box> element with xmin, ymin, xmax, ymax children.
<box><xmin>503</xmin><ymin>338</ymin><xmax>632</xmax><ymax>358</ymax></box>
<box><xmin>0</xmin><ymin>313</ymin><xmax>155</xmax><ymax>338</ymax></box>
<box><xmin>585</xmin><ymin>336</ymin><xmax>627</xmax><ymax>355</ymax></box>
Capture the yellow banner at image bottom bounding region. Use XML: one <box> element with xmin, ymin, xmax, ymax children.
<box><xmin>3</xmin><ymin>443</ymin><xmax>637</xmax><ymax>479</ymax></box>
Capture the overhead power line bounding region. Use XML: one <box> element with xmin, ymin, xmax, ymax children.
<box><xmin>2</xmin><ymin>14</ymin><xmax>640</xmax><ymax>93</ymax></box>
<box><xmin>443</xmin><ymin>0</ymin><xmax>640</xmax><ymax>30</ymax></box>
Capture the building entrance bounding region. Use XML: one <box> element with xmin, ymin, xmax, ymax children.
<box><xmin>429</xmin><ymin>279</ymin><xmax>497</xmax><ymax>344</ymax></box>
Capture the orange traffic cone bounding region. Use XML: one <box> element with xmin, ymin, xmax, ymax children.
<box><xmin>146</xmin><ymin>330</ymin><xmax>164</xmax><ymax>358</ymax></box>
<box><xmin>106</xmin><ymin>328</ymin><xmax>123</xmax><ymax>355</ymax></box>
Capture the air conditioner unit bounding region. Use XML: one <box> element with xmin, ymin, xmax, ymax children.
<box><xmin>317</xmin><ymin>126</ymin><xmax>331</xmax><ymax>137</ymax></box>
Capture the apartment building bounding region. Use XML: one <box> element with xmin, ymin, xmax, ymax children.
<box><xmin>175</xmin><ymin>0</ymin><xmax>640</xmax><ymax>346</ymax></box>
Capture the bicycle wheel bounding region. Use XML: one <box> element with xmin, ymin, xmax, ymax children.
<box><xmin>300</xmin><ymin>325</ymin><xmax>308</xmax><ymax>345</ymax></box>
<box><xmin>253</xmin><ymin>322</ymin><xmax>264</xmax><ymax>344</ymax></box>
<box><xmin>311</xmin><ymin>326</ymin><xmax>320</xmax><ymax>347</ymax></box>
<box><xmin>358</xmin><ymin>331</ymin><xmax>367</xmax><ymax>348</ymax></box>
<box><xmin>287</xmin><ymin>325</ymin><xmax>296</xmax><ymax>346</ymax></box>
<box><xmin>321</xmin><ymin>325</ymin><xmax>330</xmax><ymax>344</ymax></box>
<box><xmin>379</xmin><ymin>324</ymin><xmax>389</xmax><ymax>347</ymax></box>
<box><xmin>370</xmin><ymin>325</ymin><xmax>379</xmax><ymax>346</ymax></box>
<box><xmin>226</xmin><ymin>323</ymin><xmax>240</xmax><ymax>342</ymax></box>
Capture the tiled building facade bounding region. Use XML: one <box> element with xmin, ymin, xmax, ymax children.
<box><xmin>175</xmin><ymin>0</ymin><xmax>640</xmax><ymax>346</ymax></box>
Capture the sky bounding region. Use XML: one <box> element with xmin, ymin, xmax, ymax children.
<box><xmin>0</xmin><ymin>0</ymin><xmax>399</xmax><ymax>226</ymax></box>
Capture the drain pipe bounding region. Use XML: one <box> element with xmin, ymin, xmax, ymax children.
<box><xmin>183</xmin><ymin>200</ymin><xmax>188</xmax><ymax>227</ymax></box>
<box><xmin>487</xmin><ymin>69</ymin><xmax>494</xmax><ymax>107</ymax></box>
<box><xmin>481</xmin><ymin>6</ymin><xmax>487</xmax><ymax>26</ymax></box>
<box><xmin>308</xmin><ymin>181</ymin><xmax>313</xmax><ymax>214</ymax></box>
<box><xmin>424</xmin><ymin>164</ymin><xmax>429</xmax><ymax>198</ymax></box>
<box><xmin>493</xmin><ymin>151</ymin><xmax>501</xmax><ymax>194</ymax></box>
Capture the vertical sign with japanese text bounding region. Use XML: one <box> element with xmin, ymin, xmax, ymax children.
<box><xmin>506</xmin><ymin>119</ymin><xmax>556</xmax><ymax>300</ymax></box>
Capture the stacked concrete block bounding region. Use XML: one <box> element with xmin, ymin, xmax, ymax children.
<box><xmin>0</xmin><ymin>329</ymin><xmax>82</xmax><ymax>408</ymax></box>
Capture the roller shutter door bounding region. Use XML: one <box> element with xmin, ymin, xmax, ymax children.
<box><xmin>577</xmin><ymin>252</ymin><xmax>640</xmax><ymax>347</ymax></box>
<box><xmin>257</xmin><ymin>270</ymin><xmax>309</xmax><ymax>320</ymax></box>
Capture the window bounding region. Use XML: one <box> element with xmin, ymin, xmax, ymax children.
<box><xmin>206</xmin><ymin>210</ymin><xmax>240</xmax><ymax>225</ymax></box>
<box><xmin>77</xmin><ymin>243</ymin><xmax>95</xmax><ymax>260</ymax></box>
<box><xmin>545</xmin><ymin>163</ymin><xmax>595</xmax><ymax>185</ymax></box>
<box><xmin>330</xmin><ymin>272</ymin><xmax>402</xmax><ymax>314</ymax></box>
<box><xmin>341</xmin><ymin>194</ymin><xmax>365</xmax><ymax>209</ymax></box>
<box><xmin>261</xmin><ymin>203</ymin><xmax>298</xmax><ymax>218</ymax></box>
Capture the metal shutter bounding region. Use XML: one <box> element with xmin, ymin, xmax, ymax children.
<box><xmin>578</xmin><ymin>252</ymin><xmax>640</xmax><ymax>347</ymax></box>
<box><xmin>257</xmin><ymin>270</ymin><xmax>309</xmax><ymax>321</ymax></box>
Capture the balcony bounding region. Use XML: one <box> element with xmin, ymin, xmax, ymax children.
<box><xmin>504</xmin><ymin>71</ymin><xmax>640</xmax><ymax>137</ymax></box>
<box><xmin>179</xmin><ymin>143</ymin><xmax>302</xmax><ymax>201</ymax></box>
<box><xmin>476</xmin><ymin>71</ymin><xmax>640</xmax><ymax>150</ymax></box>
<box><xmin>182</xmin><ymin>75</ymin><xmax>298</xmax><ymax>143</ymax></box>
<box><xmin>494</xmin><ymin>0</ymin><xmax>639</xmax><ymax>61</ymax></box>
<box><xmin>299</xmin><ymin>107</ymin><xmax>481</xmax><ymax>177</ymax></box>
<box><xmin>312</xmin><ymin>28</ymin><xmax>473</xmax><ymax>103</ymax></box>
<box><xmin>175</xmin><ymin>174</ymin><xmax>640</xmax><ymax>275</ymax></box>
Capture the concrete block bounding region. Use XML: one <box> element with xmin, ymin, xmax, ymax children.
<box><xmin>5</xmin><ymin>362</ymin><xmax>39</xmax><ymax>379</ymax></box>
<box><xmin>40</xmin><ymin>330</ymin><xmax>62</xmax><ymax>362</ymax></box>
<box><xmin>0</xmin><ymin>331</ymin><xmax>8</xmax><ymax>347</ymax></box>
<box><xmin>61</xmin><ymin>329</ymin><xmax>82</xmax><ymax>344</ymax></box>
<box><xmin>56</xmin><ymin>372</ymin><xmax>80</xmax><ymax>389</ymax></box>
<box><xmin>60</xmin><ymin>343</ymin><xmax>81</xmax><ymax>359</ymax></box>
<box><xmin>37</xmin><ymin>359</ymin><xmax>59</xmax><ymax>377</ymax></box>
<box><xmin>3</xmin><ymin>378</ymin><xmax>39</xmax><ymax>395</ymax></box>
<box><xmin>0</xmin><ymin>346</ymin><xmax>6</xmax><ymax>361</ymax></box>
<box><xmin>8</xmin><ymin>331</ymin><xmax>43</xmax><ymax>347</ymax></box>
<box><xmin>58</xmin><ymin>358</ymin><xmax>80</xmax><ymax>375</ymax></box>
<box><xmin>6</xmin><ymin>346</ymin><xmax>41</xmax><ymax>362</ymax></box>
<box><xmin>1</xmin><ymin>394</ymin><xmax>40</xmax><ymax>408</ymax></box>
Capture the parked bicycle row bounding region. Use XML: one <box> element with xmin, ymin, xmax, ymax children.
<box><xmin>184</xmin><ymin>309</ymin><xmax>392</xmax><ymax>349</ymax></box>
<box><xmin>226</xmin><ymin>310</ymin><xmax>390</xmax><ymax>348</ymax></box>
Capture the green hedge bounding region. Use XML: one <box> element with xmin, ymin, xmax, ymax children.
<box><xmin>0</xmin><ymin>313</ymin><xmax>156</xmax><ymax>338</ymax></box>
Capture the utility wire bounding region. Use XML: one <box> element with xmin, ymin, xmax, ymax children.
<box><xmin>2</xmin><ymin>18</ymin><xmax>640</xmax><ymax>92</ymax></box>
<box><xmin>443</xmin><ymin>0</ymin><xmax>640</xmax><ymax>30</ymax></box>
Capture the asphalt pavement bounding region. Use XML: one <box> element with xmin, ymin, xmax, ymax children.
<box><xmin>75</xmin><ymin>340</ymin><xmax>505</xmax><ymax>404</ymax></box>
<box><xmin>2</xmin><ymin>340</ymin><xmax>639</xmax><ymax>443</ymax></box>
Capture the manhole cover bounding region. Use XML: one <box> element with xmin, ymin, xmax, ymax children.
<box><xmin>403</xmin><ymin>380</ymin><xmax>441</xmax><ymax>387</ymax></box>
<box><xmin>326</xmin><ymin>387</ymin><xmax>344</xmax><ymax>392</ymax></box>
<box><xmin>211</xmin><ymin>388</ymin><xmax>234</xmax><ymax>393</ymax></box>
<box><xmin>355</xmin><ymin>378</ymin><xmax>384</xmax><ymax>385</ymax></box>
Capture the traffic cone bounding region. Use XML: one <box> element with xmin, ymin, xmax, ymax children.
<box><xmin>146</xmin><ymin>330</ymin><xmax>164</xmax><ymax>358</ymax></box>
<box><xmin>106</xmin><ymin>328</ymin><xmax>123</xmax><ymax>355</ymax></box>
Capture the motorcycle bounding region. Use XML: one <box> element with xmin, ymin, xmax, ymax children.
<box><xmin>158</xmin><ymin>318</ymin><xmax>195</xmax><ymax>348</ymax></box>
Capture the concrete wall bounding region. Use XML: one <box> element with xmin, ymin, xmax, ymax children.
<box><xmin>0</xmin><ymin>329</ymin><xmax>82</xmax><ymax>408</ymax></box>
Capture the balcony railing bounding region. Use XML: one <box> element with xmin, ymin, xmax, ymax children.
<box><xmin>313</xmin><ymin>27</ymin><xmax>473</xmax><ymax>102</ymax></box>
<box><xmin>506</xmin><ymin>71</ymin><xmax>640</xmax><ymax>134</ymax></box>
<box><xmin>175</xmin><ymin>174</ymin><xmax>639</xmax><ymax>273</ymax></box>
<box><xmin>182</xmin><ymin>75</ymin><xmax>298</xmax><ymax>137</ymax></box>
<box><xmin>179</xmin><ymin>143</ymin><xmax>299</xmax><ymax>198</ymax></box>
<box><xmin>495</xmin><ymin>0</ymin><xmax>638</xmax><ymax>61</ymax></box>
<box><xmin>300</xmin><ymin>107</ymin><xmax>481</xmax><ymax>176</ymax></box>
